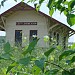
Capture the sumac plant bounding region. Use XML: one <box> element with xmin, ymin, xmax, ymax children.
<box><xmin>0</xmin><ymin>39</ymin><xmax>75</xmax><ymax>75</ymax></box>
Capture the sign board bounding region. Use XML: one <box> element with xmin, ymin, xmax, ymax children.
<box><xmin>16</xmin><ymin>22</ymin><xmax>37</xmax><ymax>25</ymax></box>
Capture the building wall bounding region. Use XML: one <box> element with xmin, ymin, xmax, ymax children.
<box><xmin>5</xmin><ymin>10</ymin><xmax>48</xmax><ymax>47</ymax></box>
<box><xmin>51</xmin><ymin>25</ymin><xmax>69</xmax><ymax>48</ymax></box>
<box><xmin>5</xmin><ymin>10</ymin><xmax>69</xmax><ymax>48</ymax></box>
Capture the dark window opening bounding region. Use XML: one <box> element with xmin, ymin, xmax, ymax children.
<box><xmin>57</xmin><ymin>33</ymin><xmax>59</xmax><ymax>45</ymax></box>
<box><xmin>54</xmin><ymin>32</ymin><xmax>56</xmax><ymax>37</ymax></box>
<box><xmin>53</xmin><ymin>32</ymin><xmax>56</xmax><ymax>39</ymax></box>
<box><xmin>49</xmin><ymin>32</ymin><xmax>52</xmax><ymax>45</ymax></box>
<box><xmin>30</xmin><ymin>30</ymin><xmax>37</xmax><ymax>42</ymax></box>
<box><xmin>15</xmin><ymin>30</ymin><xmax>22</xmax><ymax>46</ymax></box>
<box><xmin>63</xmin><ymin>37</ymin><xmax>66</xmax><ymax>49</ymax></box>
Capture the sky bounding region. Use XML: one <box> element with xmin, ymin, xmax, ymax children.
<box><xmin>0</xmin><ymin>0</ymin><xmax>75</xmax><ymax>42</ymax></box>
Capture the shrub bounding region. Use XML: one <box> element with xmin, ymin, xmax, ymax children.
<box><xmin>0</xmin><ymin>39</ymin><xmax>75</xmax><ymax>75</ymax></box>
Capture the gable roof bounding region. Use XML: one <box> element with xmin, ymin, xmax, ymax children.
<box><xmin>0</xmin><ymin>2</ymin><xmax>75</xmax><ymax>35</ymax></box>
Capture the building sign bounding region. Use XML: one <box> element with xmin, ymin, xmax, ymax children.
<box><xmin>16</xmin><ymin>22</ymin><xmax>37</xmax><ymax>25</ymax></box>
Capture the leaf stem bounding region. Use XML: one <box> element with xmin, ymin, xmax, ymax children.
<box><xmin>45</xmin><ymin>61</ymin><xmax>67</xmax><ymax>71</ymax></box>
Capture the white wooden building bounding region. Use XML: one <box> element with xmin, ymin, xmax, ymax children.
<box><xmin>0</xmin><ymin>2</ymin><xmax>75</xmax><ymax>48</ymax></box>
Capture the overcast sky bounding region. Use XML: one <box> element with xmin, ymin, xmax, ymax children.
<box><xmin>0</xmin><ymin>0</ymin><xmax>75</xmax><ymax>42</ymax></box>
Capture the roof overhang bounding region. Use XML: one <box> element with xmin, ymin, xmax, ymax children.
<box><xmin>0</xmin><ymin>16</ymin><xmax>6</xmax><ymax>31</ymax></box>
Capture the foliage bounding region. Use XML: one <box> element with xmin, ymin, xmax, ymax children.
<box><xmin>0</xmin><ymin>36</ymin><xmax>5</xmax><ymax>49</ymax></box>
<box><xmin>0</xmin><ymin>0</ymin><xmax>75</xmax><ymax>26</ymax></box>
<box><xmin>0</xmin><ymin>39</ymin><xmax>75</xmax><ymax>75</ymax></box>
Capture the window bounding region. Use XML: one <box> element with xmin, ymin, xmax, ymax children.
<box><xmin>30</xmin><ymin>30</ymin><xmax>37</xmax><ymax>42</ymax></box>
<box><xmin>54</xmin><ymin>32</ymin><xmax>56</xmax><ymax>37</ymax></box>
<box><xmin>15</xmin><ymin>30</ymin><xmax>22</xmax><ymax>46</ymax></box>
<box><xmin>53</xmin><ymin>32</ymin><xmax>56</xmax><ymax>39</ymax></box>
<box><xmin>63</xmin><ymin>37</ymin><xmax>66</xmax><ymax>49</ymax></box>
<box><xmin>57</xmin><ymin>33</ymin><xmax>59</xmax><ymax>45</ymax></box>
<box><xmin>49</xmin><ymin>32</ymin><xmax>52</xmax><ymax>42</ymax></box>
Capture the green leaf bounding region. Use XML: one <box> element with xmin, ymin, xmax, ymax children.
<box><xmin>60</xmin><ymin>7</ymin><xmax>65</xmax><ymax>13</ymax></box>
<box><xmin>36</xmin><ymin>4</ymin><xmax>40</xmax><ymax>11</ymax></box>
<box><xmin>32</xmin><ymin>66</ymin><xmax>41</xmax><ymax>75</ymax></box>
<box><xmin>4</xmin><ymin>42</ymin><xmax>11</xmax><ymax>53</ymax></box>
<box><xmin>66</xmin><ymin>60</ymin><xmax>70</xmax><ymax>65</ymax></box>
<box><xmin>59</xmin><ymin>50</ymin><xmax>75</xmax><ymax>61</ymax></box>
<box><xmin>0</xmin><ymin>57</ymin><xmax>3</xmax><ymax>60</ymax></box>
<box><xmin>70</xmin><ymin>0</ymin><xmax>75</xmax><ymax>9</ymax></box>
<box><xmin>1</xmin><ymin>68</ymin><xmax>7</xmax><ymax>75</ymax></box>
<box><xmin>28</xmin><ymin>0</ymin><xmax>36</xmax><ymax>3</ymax></box>
<box><xmin>44</xmin><ymin>47</ymin><xmax>55</xmax><ymax>57</ymax></box>
<box><xmin>70</xmin><ymin>68</ymin><xmax>75</xmax><ymax>75</ymax></box>
<box><xmin>70</xmin><ymin>56</ymin><xmax>75</xmax><ymax>64</ymax></box>
<box><xmin>1</xmin><ymin>0</ymin><xmax>7</xmax><ymax>6</ymax></box>
<box><xmin>71</xmin><ymin>43</ymin><xmax>75</xmax><ymax>49</ymax></box>
<box><xmin>57</xmin><ymin>0</ymin><xmax>63</xmax><ymax>5</ymax></box>
<box><xmin>68</xmin><ymin>0</ymin><xmax>75</xmax><ymax>11</ymax></box>
<box><xmin>21</xmin><ymin>0</ymin><xmax>24</xmax><ymax>2</ymax></box>
<box><xmin>6</xmin><ymin>62</ymin><xmax>17</xmax><ymax>74</ymax></box>
<box><xmin>1</xmin><ymin>1</ymin><xmax>4</xmax><ymax>6</ymax></box>
<box><xmin>1</xmin><ymin>53</ymin><xmax>11</xmax><ymax>60</ymax></box>
<box><xmin>64</xmin><ymin>10</ymin><xmax>68</xmax><ymax>16</ymax></box>
<box><xmin>18</xmin><ymin>57</ymin><xmax>30</xmax><ymax>65</ymax></box>
<box><xmin>47</xmin><ymin>0</ymin><xmax>53</xmax><ymax>9</ymax></box>
<box><xmin>39</xmin><ymin>0</ymin><xmax>44</xmax><ymax>4</ymax></box>
<box><xmin>45</xmin><ymin>69</ymin><xmax>59</xmax><ymax>75</ymax></box>
<box><xmin>56</xmin><ymin>4</ymin><xmax>62</xmax><ymax>10</ymax></box>
<box><xmin>49</xmin><ymin>8</ymin><xmax>54</xmax><ymax>16</ymax></box>
<box><xmin>66</xmin><ymin>56</ymin><xmax>75</xmax><ymax>65</ymax></box>
<box><xmin>63</xmin><ymin>1</ymin><xmax>69</xmax><ymax>5</ymax></box>
<box><xmin>67</xmin><ymin>14</ymin><xmax>75</xmax><ymax>26</ymax></box>
<box><xmin>35</xmin><ymin>58</ymin><xmax>44</xmax><ymax>72</ymax></box>
<box><xmin>62</xmin><ymin>70</ymin><xmax>70</xmax><ymax>75</ymax></box>
<box><xmin>23</xmin><ymin>39</ymin><xmax>39</xmax><ymax>55</ymax></box>
<box><xmin>14</xmin><ymin>0</ymin><xmax>17</xmax><ymax>2</ymax></box>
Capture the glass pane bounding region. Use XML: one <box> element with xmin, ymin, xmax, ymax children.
<box><xmin>15</xmin><ymin>30</ymin><xmax>22</xmax><ymax>46</ymax></box>
<box><xmin>30</xmin><ymin>30</ymin><xmax>37</xmax><ymax>42</ymax></box>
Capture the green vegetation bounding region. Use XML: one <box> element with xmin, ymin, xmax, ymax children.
<box><xmin>0</xmin><ymin>38</ymin><xmax>75</xmax><ymax>75</ymax></box>
<box><xmin>0</xmin><ymin>36</ymin><xmax>5</xmax><ymax>49</ymax></box>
